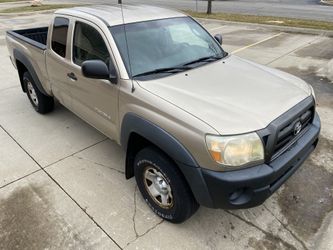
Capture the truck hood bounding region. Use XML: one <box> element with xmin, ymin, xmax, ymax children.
<box><xmin>137</xmin><ymin>55</ymin><xmax>311</xmax><ymax>135</ymax></box>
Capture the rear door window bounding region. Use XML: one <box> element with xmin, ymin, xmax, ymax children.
<box><xmin>51</xmin><ymin>17</ymin><xmax>69</xmax><ymax>58</ymax></box>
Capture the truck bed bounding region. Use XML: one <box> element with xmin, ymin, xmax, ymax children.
<box><xmin>7</xmin><ymin>27</ymin><xmax>48</xmax><ymax>50</ymax></box>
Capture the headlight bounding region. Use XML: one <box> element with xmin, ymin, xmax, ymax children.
<box><xmin>206</xmin><ymin>133</ymin><xmax>264</xmax><ymax>167</ymax></box>
<box><xmin>309</xmin><ymin>84</ymin><xmax>316</xmax><ymax>100</ymax></box>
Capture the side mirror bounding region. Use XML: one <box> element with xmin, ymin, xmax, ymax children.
<box><xmin>82</xmin><ymin>60</ymin><xmax>116</xmax><ymax>82</ymax></box>
<box><xmin>214</xmin><ymin>34</ymin><xmax>223</xmax><ymax>45</ymax></box>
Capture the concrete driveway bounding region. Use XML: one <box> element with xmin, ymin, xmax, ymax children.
<box><xmin>0</xmin><ymin>13</ymin><xmax>332</xmax><ymax>250</ymax></box>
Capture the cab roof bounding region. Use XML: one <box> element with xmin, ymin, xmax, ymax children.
<box><xmin>56</xmin><ymin>4</ymin><xmax>187</xmax><ymax>26</ymax></box>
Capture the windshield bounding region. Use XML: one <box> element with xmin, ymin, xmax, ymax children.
<box><xmin>109</xmin><ymin>17</ymin><xmax>225</xmax><ymax>79</ymax></box>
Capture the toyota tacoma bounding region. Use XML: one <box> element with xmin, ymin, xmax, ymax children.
<box><xmin>6</xmin><ymin>5</ymin><xmax>320</xmax><ymax>223</ymax></box>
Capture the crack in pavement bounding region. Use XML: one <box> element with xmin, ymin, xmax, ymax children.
<box><xmin>263</xmin><ymin>204</ymin><xmax>309</xmax><ymax>250</ymax></box>
<box><xmin>72</xmin><ymin>155</ymin><xmax>125</xmax><ymax>175</ymax></box>
<box><xmin>126</xmin><ymin>186</ymin><xmax>164</xmax><ymax>248</ymax></box>
<box><xmin>132</xmin><ymin>186</ymin><xmax>139</xmax><ymax>238</ymax></box>
<box><xmin>226</xmin><ymin>210</ymin><xmax>298</xmax><ymax>250</ymax></box>
<box><xmin>125</xmin><ymin>220</ymin><xmax>164</xmax><ymax>248</ymax></box>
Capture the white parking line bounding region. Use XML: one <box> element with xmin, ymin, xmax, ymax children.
<box><xmin>208</xmin><ymin>26</ymin><xmax>225</xmax><ymax>32</ymax></box>
<box><xmin>231</xmin><ymin>32</ymin><xmax>284</xmax><ymax>54</ymax></box>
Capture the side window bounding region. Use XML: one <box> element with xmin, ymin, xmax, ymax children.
<box><xmin>73</xmin><ymin>22</ymin><xmax>110</xmax><ymax>66</ymax></box>
<box><xmin>51</xmin><ymin>17</ymin><xmax>69</xmax><ymax>58</ymax></box>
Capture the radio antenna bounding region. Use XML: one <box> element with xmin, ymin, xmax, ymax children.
<box><xmin>120</xmin><ymin>3</ymin><xmax>135</xmax><ymax>93</ymax></box>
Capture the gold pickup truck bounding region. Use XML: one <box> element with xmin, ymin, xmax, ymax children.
<box><xmin>6</xmin><ymin>5</ymin><xmax>320</xmax><ymax>223</ymax></box>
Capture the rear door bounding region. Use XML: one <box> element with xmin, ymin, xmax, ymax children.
<box><xmin>66</xmin><ymin>19</ymin><xmax>119</xmax><ymax>139</ymax></box>
<box><xmin>46</xmin><ymin>16</ymin><xmax>73</xmax><ymax>108</ymax></box>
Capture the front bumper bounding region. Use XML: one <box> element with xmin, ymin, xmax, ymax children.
<box><xmin>181</xmin><ymin>112</ymin><xmax>320</xmax><ymax>209</ymax></box>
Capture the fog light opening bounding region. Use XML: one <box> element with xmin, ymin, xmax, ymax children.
<box><xmin>229</xmin><ymin>188</ymin><xmax>252</xmax><ymax>205</ymax></box>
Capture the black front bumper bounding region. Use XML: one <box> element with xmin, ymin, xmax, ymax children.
<box><xmin>181</xmin><ymin>112</ymin><xmax>320</xmax><ymax>209</ymax></box>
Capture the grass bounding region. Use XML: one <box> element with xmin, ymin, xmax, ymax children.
<box><xmin>0</xmin><ymin>0</ymin><xmax>26</xmax><ymax>3</ymax></box>
<box><xmin>0</xmin><ymin>4</ymin><xmax>80</xmax><ymax>13</ymax></box>
<box><xmin>186</xmin><ymin>11</ymin><xmax>333</xmax><ymax>31</ymax></box>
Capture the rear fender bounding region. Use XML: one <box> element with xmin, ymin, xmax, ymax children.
<box><xmin>13</xmin><ymin>49</ymin><xmax>50</xmax><ymax>96</ymax></box>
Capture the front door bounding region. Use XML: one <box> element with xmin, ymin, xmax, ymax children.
<box><xmin>67</xmin><ymin>20</ymin><xmax>119</xmax><ymax>139</ymax></box>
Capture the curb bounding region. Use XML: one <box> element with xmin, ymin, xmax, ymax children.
<box><xmin>196</xmin><ymin>18</ymin><xmax>333</xmax><ymax>37</ymax></box>
<box><xmin>0</xmin><ymin>9</ymin><xmax>56</xmax><ymax>16</ymax></box>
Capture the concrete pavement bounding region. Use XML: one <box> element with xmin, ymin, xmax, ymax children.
<box><xmin>0</xmin><ymin>12</ymin><xmax>333</xmax><ymax>250</ymax></box>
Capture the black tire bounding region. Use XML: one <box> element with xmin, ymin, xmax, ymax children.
<box><xmin>134</xmin><ymin>147</ymin><xmax>199</xmax><ymax>223</ymax></box>
<box><xmin>23</xmin><ymin>71</ymin><xmax>54</xmax><ymax>114</ymax></box>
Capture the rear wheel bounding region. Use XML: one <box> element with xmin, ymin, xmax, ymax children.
<box><xmin>23</xmin><ymin>71</ymin><xmax>54</xmax><ymax>114</ymax></box>
<box><xmin>134</xmin><ymin>147</ymin><xmax>199</xmax><ymax>223</ymax></box>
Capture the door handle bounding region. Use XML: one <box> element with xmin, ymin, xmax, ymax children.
<box><xmin>67</xmin><ymin>72</ymin><xmax>77</xmax><ymax>81</ymax></box>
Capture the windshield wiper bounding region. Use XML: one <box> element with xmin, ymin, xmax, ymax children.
<box><xmin>183</xmin><ymin>54</ymin><xmax>225</xmax><ymax>66</ymax></box>
<box><xmin>132</xmin><ymin>66</ymin><xmax>191</xmax><ymax>78</ymax></box>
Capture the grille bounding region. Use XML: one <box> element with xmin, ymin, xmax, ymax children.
<box><xmin>257</xmin><ymin>96</ymin><xmax>315</xmax><ymax>162</ymax></box>
<box><xmin>271</xmin><ymin>106</ymin><xmax>314</xmax><ymax>160</ymax></box>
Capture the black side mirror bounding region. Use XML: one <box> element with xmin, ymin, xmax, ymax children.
<box><xmin>214</xmin><ymin>34</ymin><xmax>223</xmax><ymax>45</ymax></box>
<box><xmin>82</xmin><ymin>60</ymin><xmax>116</xmax><ymax>82</ymax></box>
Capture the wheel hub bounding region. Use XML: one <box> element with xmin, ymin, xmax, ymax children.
<box><xmin>27</xmin><ymin>81</ymin><xmax>38</xmax><ymax>106</ymax></box>
<box><xmin>143</xmin><ymin>167</ymin><xmax>173</xmax><ymax>209</ymax></box>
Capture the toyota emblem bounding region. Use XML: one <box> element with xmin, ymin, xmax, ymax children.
<box><xmin>294</xmin><ymin>121</ymin><xmax>302</xmax><ymax>135</ymax></box>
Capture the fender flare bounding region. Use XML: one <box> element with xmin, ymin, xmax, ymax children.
<box><xmin>13</xmin><ymin>49</ymin><xmax>50</xmax><ymax>96</ymax></box>
<box><xmin>120</xmin><ymin>113</ymin><xmax>215</xmax><ymax>207</ymax></box>
<box><xmin>120</xmin><ymin>113</ymin><xmax>198</xmax><ymax>167</ymax></box>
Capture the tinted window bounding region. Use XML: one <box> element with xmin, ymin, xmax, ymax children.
<box><xmin>73</xmin><ymin>22</ymin><xmax>110</xmax><ymax>66</ymax></box>
<box><xmin>51</xmin><ymin>17</ymin><xmax>69</xmax><ymax>58</ymax></box>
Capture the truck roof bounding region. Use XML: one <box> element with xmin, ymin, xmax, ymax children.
<box><xmin>56</xmin><ymin>4</ymin><xmax>187</xmax><ymax>26</ymax></box>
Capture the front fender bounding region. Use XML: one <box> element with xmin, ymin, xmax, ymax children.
<box><xmin>120</xmin><ymin>112</ymin><xmax>198</xmax><ymax>167</ymax></box>
<box><xmin>120</xmin><ymin>113</ymin><xmax>214</xmax><ymax>207</ymax></box>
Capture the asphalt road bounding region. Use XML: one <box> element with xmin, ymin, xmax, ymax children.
<box><xmin>51</xmin><ymin>0</ymin><xmax>333</xmax><ymax>21</ymax></box>
<box><xmin>214</xmin><ymin>0</ymin><xmax>320</xmax><ymax>5</ymax></box>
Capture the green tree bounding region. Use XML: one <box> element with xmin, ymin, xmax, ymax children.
<box><xmin>118</xmin><ymin>0</ymin><xmax>122</xmax><ymax>3</ymax></box>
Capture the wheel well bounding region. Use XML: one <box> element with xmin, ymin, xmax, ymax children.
<box><xmin>125</xmin><ymin>132</ymin><xmax>184</xmax><ymax>180</ymax></box>
<box><xmin>125</xmin><ymin>133</ymin><xmax>152</xmax><ymax>179</ymax></box>
<box><xmin>16</xmin><ymin>60</ymin><xmax>28</xmax><ymax>92</ymax></box>
<box><xmin>125</xmin><ymin>132</ymin><xmax>200</xmax><ymax>205</ymax></box>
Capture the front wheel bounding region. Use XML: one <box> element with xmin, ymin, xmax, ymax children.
<box><xmin>134</xmin><ymin>147</ymin><xmax>199</xmax><ymax>223</ymax></box>
<box><xmin>23</xmin><ymin>71</ymin><xmax>54</xmax><ymax>114</ymax></box>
